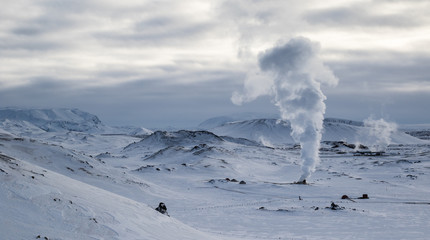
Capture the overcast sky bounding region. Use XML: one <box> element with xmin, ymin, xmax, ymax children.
<box><xmin>1</xmin><ymin>0</ymin><xmax>429</xmax><ymax>128</ymax></box>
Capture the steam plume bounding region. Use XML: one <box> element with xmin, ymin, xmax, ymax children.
<box><xmin>361</xmin><ymin>117</ymin><xmax>397</xmax><ymax>152</ymax></box>
<box><xmin>233</xmin><ymin>37</ymin><xmax>338</xmax><ymax>181</ymax></box>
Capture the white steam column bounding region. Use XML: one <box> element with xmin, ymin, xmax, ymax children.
<box><xmin>233</xmin><ymin>37</ymin><xmax>338</xmax><ymax>182</ymax></box>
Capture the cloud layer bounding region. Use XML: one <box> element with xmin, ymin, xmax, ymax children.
<box><xmin>1</xmin><ymin>0</ymin><xmax>429</xmax><ymax>127</ymax></box>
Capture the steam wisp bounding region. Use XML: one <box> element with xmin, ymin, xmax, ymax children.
<box><xmin>361</xmin><ymin>117</ymin><xmax>397</xmax><ymax>152</ymax></box>
<box><xmin>232</xmin><ymin>37</ymin><xmax>338</xmax><ymax>181</ymax></box>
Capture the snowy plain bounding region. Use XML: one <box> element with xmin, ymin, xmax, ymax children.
<box><xmin>1</xmin><ymin>108</ymin><xmax>429</xmax><ymax>240</ymax></box>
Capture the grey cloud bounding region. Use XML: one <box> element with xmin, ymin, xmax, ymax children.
<box><xmin>1</xmin><ymin>0</ymin><xmax>429</xmax><ymax>127</ymax></box>
<box><xmin>12</xmin><ymin>27</ymin><xmax>42</xmax><ymax>36</ymax></box>
<box><xmin>95</xmin><ymin>69</ymin><xmax>142</xmax><ymax>79</ymax></box>
<box><xmin>11</xmin><ymin>15</ymin><xmax>74</xmax><ymax>36</ymax></box>
<box><xmin>382</xmin><ymin>0</ymin><xmax>429</xmax><ymax>3</ymax></box>
<box><xmin>95</xmin><ymin>18</ymin><xmax>215</xmax><ymax>47</ymax></box>
<box><xmin>0</xmin><ymin>39</ymin><xmax>63</xmax><ymax>52</ymax></box>
<box><xmin>326</xmin><ymin>50</ymin><xmax>430</xmax><ymax>89</ymax></box>
<box><xmin>135</xmin><ymin>22</ymin><xmax>213</xmax><ymax>42</ymax></box>
<box><xmin>41</xmin><ymin>0</ymin><xmax>91</xmax><ymax>12</ymax></box>
<box><xmin>325</xmin><ymin>89</ymin><xmax>430</xmax><ymax>125</ymax></box>
<box><xmin>0</xmin><ymin>70</ymin><xmax>252</xmax><ymax>128</ymax></box>
<box><xmin>135</xmin><ymin>17</ymin><xmax>174</xmax><ymax>30</ymax></box>
<box><xmin>321</xmin><ymin>50</ymin><xmax>430</xmax><ymax>124</ymax></box>
<box><xmin>3</xmin><ymin>1</ymin><xmax>79</xmax><ymax>52</ymax></box>
<box><xmin>8</xmin><ymin>0</ymin><xmax>86</xmax><ymax>37</ymax></box>
<box><xmin>304</xmin><ymin>3</ymin><xmax>426</xmax><ymax>29</ymax></box>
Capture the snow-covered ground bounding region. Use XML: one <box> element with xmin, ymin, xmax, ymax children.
<box><xmin>1</xmin><ymin>108</ymin><xmax>429</xmax><ymax>239</ymax></box>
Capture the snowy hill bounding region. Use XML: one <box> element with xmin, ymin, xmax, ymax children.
<box><xmin>205</xmin><ymin>117</ymin><xmax>424</xmax><ymax>146</ymax></box>
<box><xmin>124</xmin><ymin>130</ymin><xmax>225</xmax><ymax>152</ymax></box>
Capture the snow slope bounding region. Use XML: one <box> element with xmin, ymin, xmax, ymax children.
<box><xmin>0</xmin><ymin>132</ymin><xmax>219</xmax><ymax>240</ymax></box>
<box><xmin>0</xmin><ymin>154</ymin><xmax>217</xmax><ymax>240</ymax></box>
<box><xmin>0</xmin><ymin>128</ymin><xmax>18</xmax><ymax>139</ymax></box>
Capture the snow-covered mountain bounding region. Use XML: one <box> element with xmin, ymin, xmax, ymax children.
<box><xmin>204</xmin><ymin>117</ymin><xmax>424</xmax><ymax>146</ymax></box>
<box><xmin>1</xmin><ymin>108</ymin><xmax>430</xmax><ymax>239</ymax></box>
<box><xmin>0</xmin><ymin>108</ymin><xmax>102</xmax><ymax>132</ymax></box>
<box><xmin>0</xmin><ymin>108</ymin><xmax>152</xmax><ymax>136</ymax></box>
<box><xmin>198</xmin><ymin>112</ymin><xmax>278</xmax><ymax>130</ymax></box>
<box><xmin>208</xmin><ymin>118</ymin><xmax>294</xmax><ymax>145</ymax></box>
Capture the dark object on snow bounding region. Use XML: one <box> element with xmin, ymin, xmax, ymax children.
<box><xmin>155</xmin><ymin>202</ymin><xmax>169</xmax><ymax>216</ymax></box>
<box><xmin>341</xmin><ymin>194</ymin><xmax>356</xmax><ymax>202</ymax></box>
<box><xmin>358</xmin><ymin>194</ymin><xmax>369</xmax><ymax>199</ymax></box>
<box><xmin>294</xmin><ymin>179</ymin><xmax>307</xmax><ymax>184</ymax></box>
<box><xmin>239</xmin><ymin>180</ymin><xmax>246</xmax><ymax>184</ymax></box>
<box><xmin>328</xmin><ymin>202</ymin><xmax>345</xmax><ymax>210</ymax></box>
<box><xmin>230</xmin><ymin>179</ymin><xmax>238</xmax><ymax>182</ymax></box>
<box><xmin>299</xmin><ymin>196</ymin><xmax>302</xmax><ymax>200</ymax></box>
<box><xmin>354</xmin><ymin>151</ymin><xmax>384</xmax><ymax>156</ymax></box>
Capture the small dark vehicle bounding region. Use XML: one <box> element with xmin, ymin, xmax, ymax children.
<box><xmin>155</xmin><ymin>202</ymin><xmax>169</xmax><ymax>216</ymax></box>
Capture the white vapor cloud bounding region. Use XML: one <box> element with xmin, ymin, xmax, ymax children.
<box><xmin>360</xmin><ymin>117</ymin><xmax>397</xmax><ymax>152</ymax></box>
<box><xmin>233</xmin><ymin>37</ymin><xmax>338</xmax><ymax>181</ymax></box>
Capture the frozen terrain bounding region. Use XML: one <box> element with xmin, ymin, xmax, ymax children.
<box><xmin>1</xmin><ymin>108</ymin><xmax>429</xmax><ymax>240</ymax></box>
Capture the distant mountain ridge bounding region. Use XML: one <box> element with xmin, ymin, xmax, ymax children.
<box><xmin>0</xmin><ymin>108</ymin><xmax>101</xmax><ymax>123</ymax></box>
<box><xmin>0</xmin><ymin>108</ymin><xmax>102</xmax><ymax>132</ymax></box>
<box><xmin>0</xmin><ymin>108</ymin><xmax>425</xmax><ymax>145</ymax></box>
<box><xmin>198</xmin><ymin>112</ymin><xmax>279</xmax><ymax>129</ymax></box>
<box><xmin>0</xmin><ymin>108</ymin><xmax>152</xmax><ymax>136</ymax></box>
<box><xmin>202</xmin><ymin>117</ymin><xmax>424</xmax><ymax>145</ymax></box>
